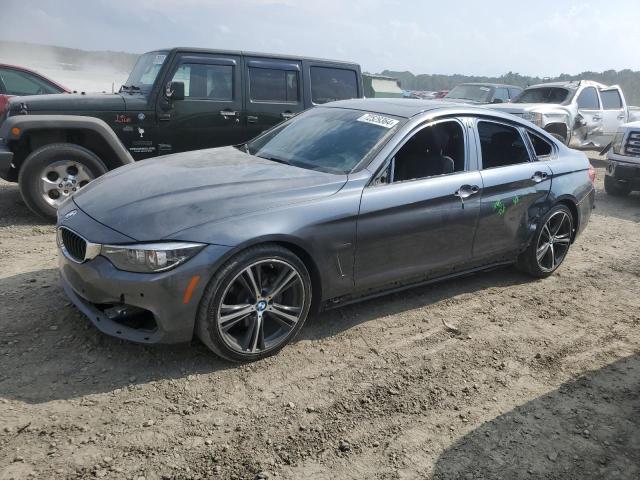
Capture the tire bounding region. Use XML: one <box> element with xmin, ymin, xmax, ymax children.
<box><xmin>195</xmin><ymin>244</ymin><xmax>313</xmax><ymax>362</ymax></box>
<box><xmin>549</xmin><ymin>132</ymin><xmax>567</xmax><ymax>145</ymax></box>
<box><xmin>18</xmin><ymin>143</ymin><xmax>108</xmax><ymax>222</ymax></box>
<box><xmin>517</xmin><ymin>204</ymin><xmax>574</xmax><ymax>278</ymax></box>
<box><xmin>604</xmin><ymin>175</ymin><xmax>631</xmax><ymax>197</ymax></box>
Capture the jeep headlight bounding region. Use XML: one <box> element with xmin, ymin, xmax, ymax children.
<box><xmin>101</xmin><ymin>242</ymin><xmax>205</xmax><ymax>273</ymax></box>
<box><xmin>611</xmin><ymin>131</ymin><xmax>624</xmax><ymax>155</ymax></box>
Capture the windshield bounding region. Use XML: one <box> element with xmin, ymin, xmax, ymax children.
<box><xmin>247</xmin><ymin>108</ymin><xmax>402</xmax><ymax>174</ymax></box>
<box><xmin>445</xmin><ymin>85</ymin><xmax>492</xmax><ymax>103</ymax></box>
<box><xmin>122</xmin><ymin>51</ymin><xmax>168</xmax><ymax>92</ymax></box>
<box><xmin>514</xmin><ymin>87</ymin><xmax>571</xmax><ymax>104</ymax></box>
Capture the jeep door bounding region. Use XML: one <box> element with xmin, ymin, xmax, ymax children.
<box><xmin>355</xmin><ymin>118</ymin><xmax>482</xmax><ymax>290</ymax></box>
<box><xmin>156</xmin><ymin>53</ymin><xmax>245</xmax><ymax>154</ymax></box>
<box><xmin>244</xmin><ymin>58</ymin><xmax>304</xmax><ymax>140</ymax></box>
<box><xmin>472</xmin><ymin>119</ymin><xmax>552</xmax><ymax>262</ymax></box>
<box><xmin>571</xmin><ymin>85</ymin><xmax>604</xmax><ymax>148</ymax></box>
<box><xmin>599</xmin><ymin>87</ymin><xmax>627</xmax><ymax>144</ymax></box>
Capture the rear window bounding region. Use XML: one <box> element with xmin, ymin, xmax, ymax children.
<box><xmin>310</xmin><ymin>67</ymin><xmax>358</xmax><ymax>104</ymax></box>
<box><xmin>601</xmin><ymin>89</ymin><xmax>623</xmax><ymax>110</ymax></box>
<box><xmin>249</xmin><ymin>67</ymin><xmax>299</xmax><ymax>103</ymax></box>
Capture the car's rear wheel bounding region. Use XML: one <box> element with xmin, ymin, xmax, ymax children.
<box><xmin>517</xmin><ymin>204</ymin><xmax>573</xmax><ymax>278</ymax></box>
<box><xmin>196</xmin><ymin>245</ymin><xmax>312</xmax><ymax>362</ymax></box>
<box><xmin>604</xmin><ymin>175</ymin><xmax>631</xmax><ymax>197</ymax></box>
<box><xmin>18</xmin><ymin>143</ymin><xmax>107</xmax><ymax>221</ymax></box>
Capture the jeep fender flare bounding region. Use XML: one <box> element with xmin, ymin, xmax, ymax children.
<box><xmin>0</xmin><ymin>115</ymin><xmax>134</xmax><ymax>167</ymax></box>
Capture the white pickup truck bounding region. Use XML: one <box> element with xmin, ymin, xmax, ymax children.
<box><xmin>490</xmin><ymin>80</ymin><xmax>640</xmax><ymax>149</ymax></box>
<box><xmin>604</xmin><ymin>121</ymin><xmax>640</xmax><ymax>196</ymax></box>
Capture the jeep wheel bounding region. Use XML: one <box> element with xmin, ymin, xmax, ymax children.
<box><xmin>18</xmin><ymin>143</ymin><xmax>108</xmax><ymax>221</ymax></box>
<box><xmin>604</xmin><ymin>175</ymin><xmax>631</xmax><ymax>197</ymax></box>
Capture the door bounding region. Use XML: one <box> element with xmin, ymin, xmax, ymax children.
<box><xmin>472</xmin><ymin>120</ymin><xmax>552</xmax><ymax>261</ymax></box>
<box><xmin>156</xmin><ymin>53</ymin><xmax>245</xmax><ymax>155</ymax></box>
<box><xmin>244</xmin><ymin>58</ymin><xmax>304</xmax><ymax>140</ymax></box>
<box><xmin>599</xmin><ymin>87</ymin><xmax>627</xmax><ymax>144</ymax></box>
<box><xmin>355</xmin><ymin>119</ymin><xmax>481</xmax><ymax>289</ymax></box>
<box><xmin>571</xmin><ymin>86</ymin><xmax>604</xmax><ymax>148</ymax></box>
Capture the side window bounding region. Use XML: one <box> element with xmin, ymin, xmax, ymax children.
<box><xmin>310</xmin><ymin>67</ymin><xmax>358</xmax><ymax>104</ymax></box>
<box><xmin>527</xmin><ymin>131</ymin><xmax>553</xmax><ymax>158</ymax></box>
<box><xmin>0</xmin><ymin>68</ymin><xmax>59</xmax><ymax>95</ymax></box>
<box><xmin>249</xmin><ymin>68</ymin><xmax>299</xmax><ymax>102</ymax></box>
<box><xmin>478</xmin><ymin>121</ymin><xmax>530</xmax><ymax>169</ymax></box>
<box><xmin>171</xmin><ymin>63</ymin><xmax>233</xmax><ymax>100</ymax></box>
<box><xmin>391</xmin><ymin>121</ymin><xmax>465</xmax><ymax>183</ymax></box>
<box><xmin>600</xmin><ymin>89</ymin><xmax>623</xmax><ymax>110</ymax></box>
<box><xmin>493</xmin><ymin>88</ymin><xmax>509</xmax><ymax>103</ymax></box>
<box><xmin>577</xmin><ymin>87</ymin><xmax>600</xmax><ymax>110</ymax></box>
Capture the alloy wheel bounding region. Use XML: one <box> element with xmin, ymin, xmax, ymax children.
<box><xmin>216</xmin><ymin>259</ymin><xmax>305</xmax><ymax>354</ymax></box>
<box><xmin>40</xmin><ymin>160</ymin><xmax>95</xmax><ymax>207</ymax></box>
<box><xmin>536</xmin><ymin>210</ymin><xmax>572</xmax><ymax>272</ymax></box>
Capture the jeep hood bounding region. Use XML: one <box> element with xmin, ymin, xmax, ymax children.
<box><xmin>73</xmin><ymin>147</ymin><xmax>348</xmax><ymax>241</ymax></box>
<box><xmin>11</xmin><ymin>93</ymin><xmax>126</xmax><ymax>112</ymax></box>
<box><xmin>489</xmin><ymin>103</ymin><xmax>560</xmax><ymax>114</ymax></box>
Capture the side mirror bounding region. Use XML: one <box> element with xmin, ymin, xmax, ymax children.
<box><xmin>491</xmin><ymin>98</ymin><xmax>504</xmax><ymax>104</ymax></box>
<box><xmin>165</xmin><ymin>81</ymin><xmax>185</xmax><ymax>101</ymax></box>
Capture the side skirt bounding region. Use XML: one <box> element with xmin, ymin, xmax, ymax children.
<box><xmin>322</xmin><ymin>260</ymin><xmax>515</xmax><ymax>311</ymax></box>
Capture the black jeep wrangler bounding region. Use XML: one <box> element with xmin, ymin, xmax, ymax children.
<box><xmin>0</xmin><ymin>48</ymin><xmax>363</xmax><ymax>220</ymax></box>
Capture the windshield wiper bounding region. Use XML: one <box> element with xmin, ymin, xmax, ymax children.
<box><xmin>257</xmin><ymin>154</ymin><xmax>291</xmax><ymax>166</ymax></box>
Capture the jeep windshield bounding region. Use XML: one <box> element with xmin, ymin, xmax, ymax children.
<box><xmin>514</xmin><ymin>87</ymin><xmax>573</xmax><ymax>104</ymax></box>
<box><xmin>246</xmin><ymin>107</ymin><xmax>402</xmax><ymax>174</ymax></box>
<box><xmin>445</xmin><ymin>85</ymin><xmax>492</xmax><ymax>103</ymax></box>
<box><xmin>121</xmin><ymin>51</ymin><xmax>168</xmax><ymax>93</ymax></box>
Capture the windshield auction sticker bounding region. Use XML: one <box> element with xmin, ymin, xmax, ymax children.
<box><xmin>153</xmin><ymin>54</ymin><xmax>167</xmax><ymax>65</ymax></box>
<box><xmin>357</xmin><ymin>113</ymin><xmax>399</xmax><ymax>128</ymax></box>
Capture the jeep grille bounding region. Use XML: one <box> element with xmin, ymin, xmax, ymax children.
<box><xmin>625</xmin><ymin>131</ymin><xmax>640</xmax><ymax>157</ymax></box>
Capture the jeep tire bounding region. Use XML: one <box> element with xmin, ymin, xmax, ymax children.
<box><xmin>18</xmin><ymin>143</ymin><xmax>108</xmax><ymax>221</ymax></box>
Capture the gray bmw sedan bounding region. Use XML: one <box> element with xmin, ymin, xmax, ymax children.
<box><xmin>57</xmin><ymin>99</ymin><xmax>595</xmax><ymax>361</ymax></box>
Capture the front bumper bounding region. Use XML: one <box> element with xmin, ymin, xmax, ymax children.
<box><xmin>606</xmin><ymin>151</ymin><xmax>640</xmax><ymax>186</ymax></box>
<box><xmin>57</xmin><ymin>206</ymin><xmax>233</xmax><ymax>344</ymax></box>
<box><xmin>0</xmin><ymin>142</ymin><xmax>14</xmax><ymax>181</ymax></box>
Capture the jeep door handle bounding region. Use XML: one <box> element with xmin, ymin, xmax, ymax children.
<box><xmin>220</xmin><ymin>110</ymin><xmax>238</xmax><ymax>119</ymax></box>
<box><xmin>454</xmin><ymin>184</ymin><xmax>480</xmax><ymax>199</ymax></box>
<box><xmin>531</xmin><ymin>171</ymin><xmax>549</xmax><ymax>183</ymax></box>
<box><xmin>281</xmin><ymin>112</ymin><xmax>295</xmax><ymax>120</ymax></box>
<box><xmin>247</xmin><ymin>115</ymin><xmax>258</xmax><ymax>123</ymax></box>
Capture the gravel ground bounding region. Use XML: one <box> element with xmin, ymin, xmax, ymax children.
<box><xmin>0</xmin><ymin>156</ymin><xmax>639</xmax><ymax>480</ymax></box>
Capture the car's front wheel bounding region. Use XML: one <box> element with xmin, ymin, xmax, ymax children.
<box><xmin>517</xmin><ymin>204</ymin><xmax>574</xmax><ymax>278</ymax></box>
<box><xmin>18</xmin><ymin>143</ymin><xmax>108</xmax><ymax>221</ymax></box>
<box><xmin>196</xmin><ymin>245</ymin><xmax>312</xmax><ymax>362</ymax></box>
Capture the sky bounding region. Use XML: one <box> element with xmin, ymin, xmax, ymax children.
<box><xmin>2</xmin><ymin>0</ymin><xmax>640</xmax><ymax>77</ymax></box>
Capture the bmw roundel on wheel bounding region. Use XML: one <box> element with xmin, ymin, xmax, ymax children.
<box><xmin>57</xmin><ymin>99</ymin><xmax>595</xmax><ymax>362</ymax></box>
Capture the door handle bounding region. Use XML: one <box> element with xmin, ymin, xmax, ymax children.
<box><xmin>220</xmin><ymin>110</ymin><xmax>238</xmax><ymax>119</ymax></box>
<box><xmin>158</xmin><ymin>113</ymin><xmax>171</xmax><ymax>122</ymax></box>
<box><xmin>592</xmin><ymin>115</ymin><xmax>602</xmax><ymax>121</ymax></box>
<box><xmin>247</xmin><ymin>115</ymin><xmax>258</xmax><ymax>123</ymax></box>
<box><xmin>454</xmin><ymin>184</ymin><xmax>480</xmax><ymax>209</ymax></box>
<box><xmin>531</xmin><ymin>171</ymin><xmax>549</xmax><ymax>183</ymax></box>
<box><xmin>617</xmin><ymin>113</ymin><xmax>626</xmax><ymax>120</ymax></box>
<box><xmin>281</xmin><ymin>112</ymin><xmax>296</xmax><ymax>120</ymax></box>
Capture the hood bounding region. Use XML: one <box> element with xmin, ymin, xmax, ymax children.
<box><xmin>73</xmin><ymin>146</ymin><xmax>348</xmax><ymax>241</ymax></box>
<box><xmin>10</xmin><ymin>92</ymin><xmax>126</xmax><ymax>112</ymax></box>
<box><xmin>441</xmin><ymin>97</ymin><xmax>484</xmax><ymax>105</ymax></box>
<box><xmin>489</xmin><ymin>103</ymin><xmax>560</xmax><ymax>114</ymax></box>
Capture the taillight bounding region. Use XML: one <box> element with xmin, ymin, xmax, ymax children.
<box><xmin>588</xmin><ymin>164</ymin><xmax>596</xmax><ymax>184</ymax></box>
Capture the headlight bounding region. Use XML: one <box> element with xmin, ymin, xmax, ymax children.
<box><xmin>611</xmin><ymin>131</ymin><xmax>624</xmax><ymax>155</ymax></box>
<box><xmin>100</xmin><ymin>242</ymin><xmax>205</xmax><ymax>273</ymax></box>
<box><xmin>522</xmin><ymin>112</ymin><xmax>543</xmax><ymax>126</ymax></box>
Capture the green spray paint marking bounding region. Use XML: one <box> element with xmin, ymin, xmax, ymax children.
<box><xmin>512</xmin><ymin>195</ymin><xmax>521</xmax><ymax>206</ymax></box>
<box><xmin>493</xmin><ymin>200</ymin><xmax>506</xmax><ymax>216</ymax></box>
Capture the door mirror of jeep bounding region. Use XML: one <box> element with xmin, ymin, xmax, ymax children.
<box><xmin>165</xmin><ymin>81</ymin><xmax>185</xmax><ymax>101</ymax></box>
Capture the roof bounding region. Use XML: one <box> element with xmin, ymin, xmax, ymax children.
<box><xmin>153</xmin><ymin>47</ymin><xmax>359</xmax><ymax>67</ymax></box>
<box><xmin>322</xmin><ymin>98</ymin><xmax>479</xmax><ymax>118</ymax></box>
<box><xmin>526</xmin><ymin>80</ymin><xmax>607</xmax><ymax>90</ymax></box>
<box><xmin>456</xmin><ymin>82</ymin><xmax>522</xmax><ymax>89</ymax></box>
